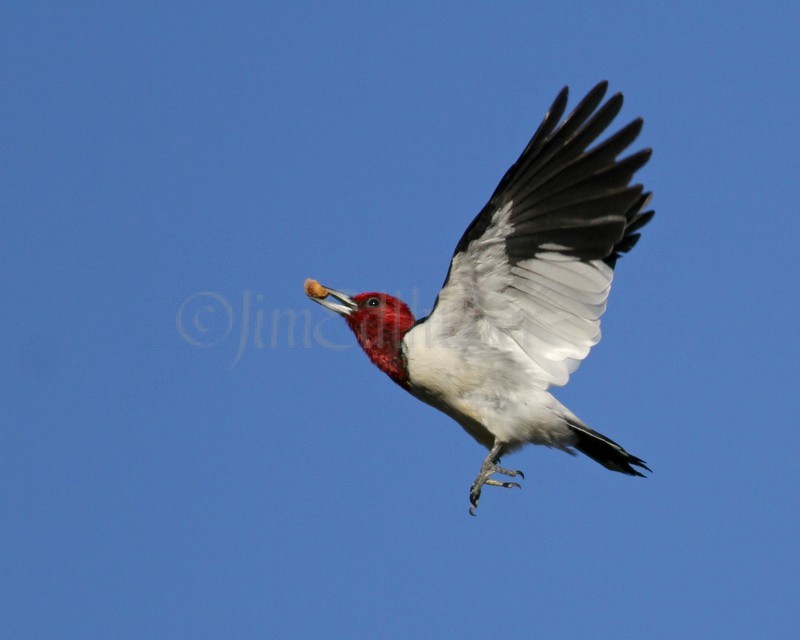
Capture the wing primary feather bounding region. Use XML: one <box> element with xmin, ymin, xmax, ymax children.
<box><xmin>506</xmin><ymin>86</ymin><xmax>618</xmax><ymax>203</ymax></box>
<box><xmin>604</xmin><ymin>193</ymin><xmax>654</xmax><ymax>267</ymax></box>
<box><xmin>526</xmin><ymin>117</ymin><xmax>643</xmax><ymax>197</ymax></box>
<box><xmin>509</xmin><ymin>86</ymin><xmax>572</xmax><ymax>178</ymax></box>
<box><xmin>512</xmin><ymin>149</ymin><xmax>652</xmax><ymax>220</ymax></box>
<box><xmin>515</xmin><ymin>135</ymin><xmax>649</xmax><ymax>211</ymax></box>
<box><xmin>450</xmin><ymin>82</ymin><xmax>621</xmax><ymax>259</ymax></box>
<box><xmin>487</xmin><ymin>86</ymin><xmax>572</xmax><ymax>203</ymax></box>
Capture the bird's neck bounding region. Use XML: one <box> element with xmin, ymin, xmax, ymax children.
<box><xmin>362</xmin><ymin>336</ymin><xmax>409</xmax><ymax>387</ymax></box>
<box><xmin>347</xmin><ymin>316</ymin><xmax>414</xmax><ymax>387</ymax></box>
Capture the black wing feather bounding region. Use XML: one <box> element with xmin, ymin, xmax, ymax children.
<box><xmin>450</xmin><ymin>81</ymin><xmax>653</xmax><ymax>271</ymax></box>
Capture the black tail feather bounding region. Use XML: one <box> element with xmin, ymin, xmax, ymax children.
<box><xmin>567</xmin><ymin>423</ymin><xmax>650</xmax><ymax>477</ymax></box>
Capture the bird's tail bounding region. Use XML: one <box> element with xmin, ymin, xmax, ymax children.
<box><xmin>567</xmin><ymin>422</ymin><xmax>650</xmax><ymax>477</ymax></box>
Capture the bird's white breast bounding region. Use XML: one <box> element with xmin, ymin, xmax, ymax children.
<box><xmin>402</xmin><ymin>321</ymin><xmax>574</xmax><ymax>447</ymax></box>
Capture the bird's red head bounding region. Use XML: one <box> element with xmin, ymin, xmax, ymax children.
<box><xmin>305</xmin><ymin>280</ymin><xmax>416</xmax><ymax>386</ymax></box>
<box><xmin>344</xmin><ymin>292</ymin><xmax>416</xmax><ymax>386</ymax></box>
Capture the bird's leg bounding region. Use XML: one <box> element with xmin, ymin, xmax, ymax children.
<box><xmin>469</xmin><ymin>441</ymin><xmax>525</xmax><ymax>516</ymax></box>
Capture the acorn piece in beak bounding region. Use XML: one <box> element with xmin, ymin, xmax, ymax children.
<box><xmin>304</xmin><ymin>278</ymin><xmax>357</xmax><ymax>316</ymax></box>
<box><xmin>304</xmin><ymin>278</ymin><xmax>329</xmax><ymax>299</ymax></box>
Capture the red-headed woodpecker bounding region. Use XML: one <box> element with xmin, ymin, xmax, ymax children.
<box><xmin>307</xmin><ymin>81</ymin><xmax>653</xmax><ymax>515</ymax></box>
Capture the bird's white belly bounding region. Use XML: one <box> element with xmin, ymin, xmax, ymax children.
<box><xmin>402</xmin><ymin>333</ymin><xmax>573</xmax><ymax>448</ymax></box>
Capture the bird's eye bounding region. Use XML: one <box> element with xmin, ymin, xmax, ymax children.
<box><xmin>365</xmin><ymin>297</ymin><xmax>380</xmax><ymax>308</ymax></box>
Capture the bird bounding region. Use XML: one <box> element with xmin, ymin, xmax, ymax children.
<box><xmin>306</xmin><ymin>81</ymin><xmax>654</xmax><ymax>515</ymax></box>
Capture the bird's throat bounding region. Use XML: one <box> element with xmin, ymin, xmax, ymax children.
<box><xmin>346</xmin><ymin>315</ymin><xmax>413</xmax><ymax>386</ymax></box>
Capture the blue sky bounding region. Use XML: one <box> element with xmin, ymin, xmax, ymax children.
<box><xmin>3</xmin><ymin>2</ymin><xmax>799</xmax><ymax>638</ymax></box>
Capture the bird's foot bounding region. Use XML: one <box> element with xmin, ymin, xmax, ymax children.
<box><xmin>468</xmin><ymin>450</ymin><xmax>524</xmax><ymax>516</ymax></box>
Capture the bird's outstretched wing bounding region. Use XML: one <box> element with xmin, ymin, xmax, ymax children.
<box><xmin>418</xmin><ymin>81</ymin><xmax>654</xmax><ymax>389</ymax></box>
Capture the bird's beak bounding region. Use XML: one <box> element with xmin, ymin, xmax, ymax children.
<box><xmin>307</xmin><ymin>284</ymin><xmax>357</xmax><ymax>317</ymax></box>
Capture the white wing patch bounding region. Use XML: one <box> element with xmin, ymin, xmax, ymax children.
<box><xmin>416</xmin><ymin>201</ymin><xmax>615</xmax><ymax>390</ymax></box>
